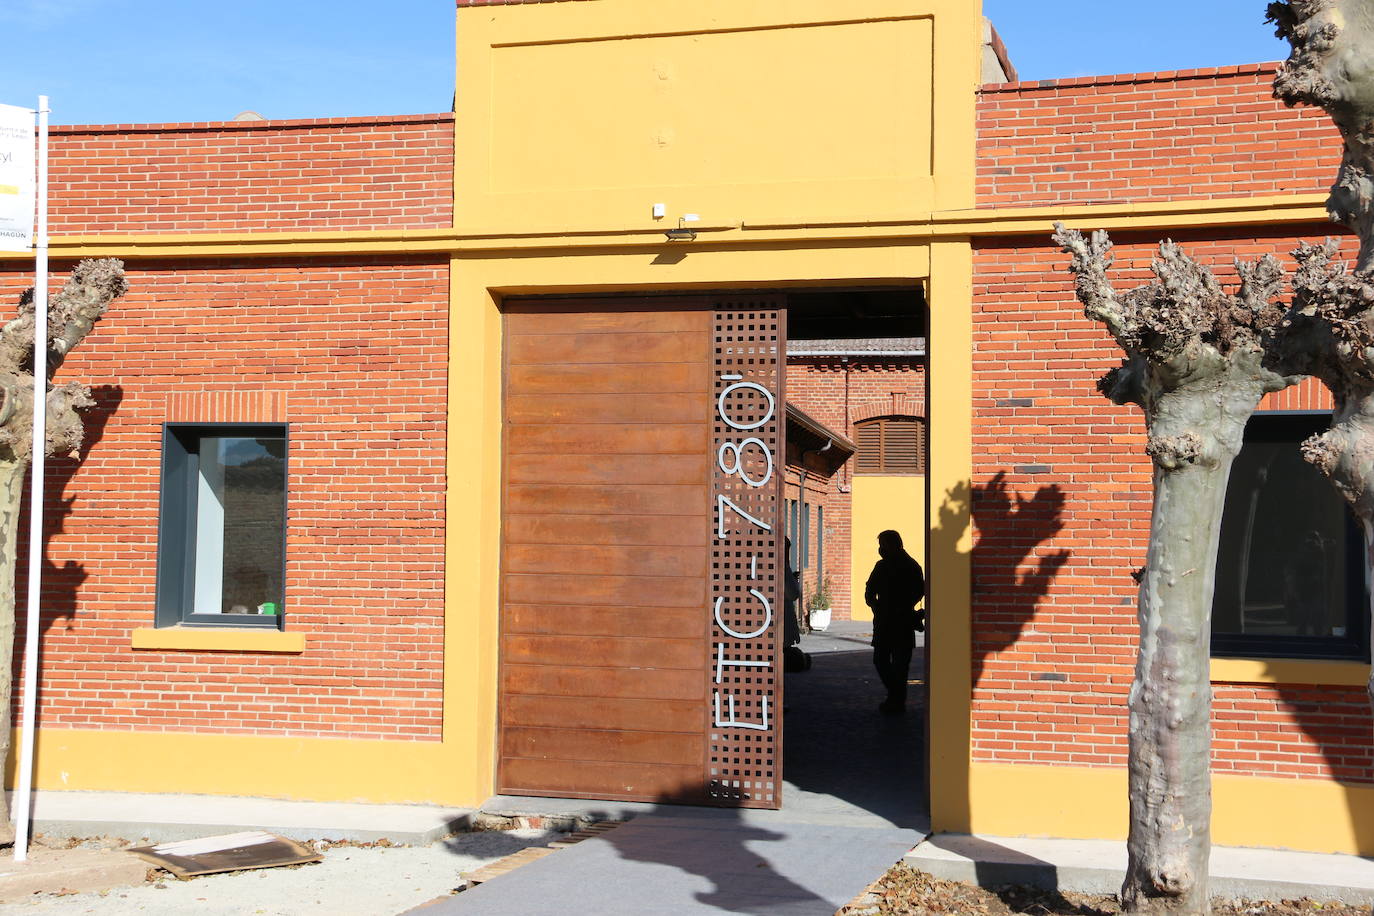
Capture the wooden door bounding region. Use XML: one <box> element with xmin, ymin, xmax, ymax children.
<box><xmin>498</xmin><ymin>297</ymin><xmax>784</xmax><ymax>807</ymax></box>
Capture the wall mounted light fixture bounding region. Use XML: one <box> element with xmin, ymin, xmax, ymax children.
<box><xmin>665</xmin><ymin>215</ymin><xmax>698</xmax><ymax>241</ymax></box>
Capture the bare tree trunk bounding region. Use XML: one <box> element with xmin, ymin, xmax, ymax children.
<box><xmin>1126</xmin><ymin>425</ymin><xmax>1231</xmax><ymax>915</ymax></box>
<box><xmin>1056</xmin><ymin>226</ymin><xmax>1294</xmax><ymax>914</ymax></box>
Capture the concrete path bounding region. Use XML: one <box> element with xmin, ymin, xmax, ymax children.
<box><xmin>415</xmin><ymin>621</ymin><xmax>930</xmax><ymax>914</ymax></box>
<box><xmin>11</xmin><ymin>789</ymin><xmax>473</xmax><ymax>845</ymax></box>
<box><xmin>420</xmin><ymin>809</ymin><xmax>923</xmax><ymax>915</ymax></box>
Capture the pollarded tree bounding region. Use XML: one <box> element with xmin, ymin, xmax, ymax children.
<box><xmin>1268</xmin><ymin>0</ymin><xmax>1374</xmax><ymax>719</ymax></box>
<box><xmin>0</xmin><ymin>258</ymin><xmax>125</xmax><ymax>842</ymax></box>
<box><xmin>1054</xmin><ymin>226</ymin><xmax>1295</xmax><ymax>914</ymax></box>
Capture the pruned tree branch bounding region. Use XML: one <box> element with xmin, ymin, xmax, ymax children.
<box><xmin>1271</xmin><ymin>0</ymin><xmax>1374</xmax><ymax>268</ymax></box>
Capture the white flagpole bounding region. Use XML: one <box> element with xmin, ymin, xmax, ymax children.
<box><xmin>14</xmin><ymin>94</ymin><xmax>48</xmax><ymax>863</ymax></box>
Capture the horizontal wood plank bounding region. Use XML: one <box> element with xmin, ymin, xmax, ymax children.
<box><xmin>505</xmin><ymin>544</ymin><xmax>704</xmax><ymax>578</ymax></box>
<box><xmin>504</xmin><ymin>604</ymin><xmax>704</xmax><ymax>639</ymax></box>
<box><xmin>502</xmin><ymin>727</ymin><xmax>702</xmax><ymax>767</ymax></box>
<box><xmin>502</xmin><ymin>634</ymin><xmax>705</xmax><ymax>670</ymax></box>
<box><xmin>506</xmin><ymin>307</ymin><xmax>709</xmax><ymax>336</ymax></box>
<box><xmin>506</xmin><ymin>424</ymin><xmax>710</xmax><ymax>457</ymax></box>
<box><xmin>498</xmin><ymin>758</ymin><xmax>704</xmax><ymax>803</ymax></box>
<box><xmin>507</xmin><ymin>362</ymin><xmax>709</xmax><ymax>396</ymax></box>
<box><xmin>507</xmin><ymin>332</ymin><xmax>710</xmax><ymax>367</ymax></box>
<box><xmin>502</xmin><ymin>664</ymin><xmax>705</xmax><ymax>701</ymax></box>
<box><xmin>504</xmin><ymin>573</ymin><xmax>705</xmax><ymax>608</ymax></box>
<box><xmin>502</xmin><ymin>694</ymin><xmax>705</xmax><ymax>733</ymax></box>
<box><xmin>505</xmin><ymin>484</ymin><xmax>707</xmax><ymax>517</ymax></box>
<box><xmin>506</xmin><ymin>454</ymin><xmax>709</xmax><ymax>487</ymax></box>
<box><xmin>503</xmin><ymin>515</ymin><xmax>709</xmax><ymax>549</ymax></box>
<box><xmin>506</xmin><ymin>393</ymin><xmax>708</xmax><ymax>425</ymax></box>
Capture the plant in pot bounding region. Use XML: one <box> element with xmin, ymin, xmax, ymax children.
<box><xmin>808</xmin><ymin>578</ymin><xmax>833</xmax><ymax>632</ymax></box>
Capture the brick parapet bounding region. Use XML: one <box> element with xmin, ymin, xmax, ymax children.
<box><xmin>49</xmin><ymin>114</ymin><xmax>455</xmax><ymax>235</ymax></box>
<box><xmin>977</xmin><ymin>64</ymin><xmax>1339</xmax><ymax>208</ymax></box>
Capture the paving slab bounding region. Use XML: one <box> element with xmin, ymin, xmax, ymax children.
<box><xmin>412</xmin><ymin>810</ymin><xmax>924</xmax><ymax>915</ymax></box>
<box><xmin>0</xmin><ymin>846</ymin><xmax>148</xmax><ymax>903</ymax></box>
<box><xmin>909</xmin><ymin>833</ymin><xmax>1374</xmax><ymax>905</ymax></box>
<box><xmin>12</xmin><ymin>790</ymin><xmax>473</xmax><ymax>845</ymax></box>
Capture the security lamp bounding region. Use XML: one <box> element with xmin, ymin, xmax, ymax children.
<box><xmin>665</xmin><ymin>216</ymin><xmax>698</xmax><ymax>241</ymax></box>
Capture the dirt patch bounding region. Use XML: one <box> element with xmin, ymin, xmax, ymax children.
<box><xmin>840</xmin><ymin>864</ymin><xmax>1368</xmax><ymax>916</ymax></box>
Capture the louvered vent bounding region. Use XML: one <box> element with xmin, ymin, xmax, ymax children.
<box><xmin>854</xmin><ymin>416</ymin><xmax>925</xmax><ymax>474</ymax></box>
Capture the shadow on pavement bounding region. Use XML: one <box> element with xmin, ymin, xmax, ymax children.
<box><xmin>781</xmin><ymin>622</ymin><xmax>927</xmax><ymax>830</ymax></box>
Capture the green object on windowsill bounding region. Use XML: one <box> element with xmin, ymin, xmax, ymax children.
<box><xmin>257</xmin><ymin>602</ymin><xmax>279</xmax><ymax>616</ymax></box>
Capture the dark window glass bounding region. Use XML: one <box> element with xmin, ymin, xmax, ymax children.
<box><xmin>816</xmin><ymin>504</ymin><xmax>824</xmax><ymax>583</ymax></box>
<box><xmin>157</xmin><ymin>424</ymin><xmax>288</xmax><ymax>629</ymax></box>
<box><xmin>1212</xmin><ymin>413</ymin><xmax>1367</xmax><ymax>660</ymax></box>
<box><xmin>787</xmin><ymin>499</ymin><xmax>798</xmax><ymax>569</ymax></box>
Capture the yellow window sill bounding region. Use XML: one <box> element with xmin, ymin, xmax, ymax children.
<box><xmin>131</xmin><ymin>627</ymin><xmax>305</xmax><ymax>654</ymax></box>
<box><xmin>1211</xmin><ymin>657</ymin><xmax>1369</xmax><ymax>687</ymax></box>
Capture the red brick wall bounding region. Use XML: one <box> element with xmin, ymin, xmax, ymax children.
<box><xmin>978</xmin><ymin>66</ymin><xmax>1340</xmax><ymax>208</ymax></box>
<box><xmin>970</xmin><ymin>227</ymin><xmax>1371</xmax><ymax>782</ymax></box>
<box><xmin>786</xmin><ymin>357</ymin><xmax>927</xmax><ymax>621</ymax></box>
<box><xmin>49</xmin><ymin>115</ymin><xmax>454</xmax><ymax>235</ymax></box>
<box><xmin>0</xmin><ymin>258</ymin><xmax>448</xmax><ymax>739</ymax></box>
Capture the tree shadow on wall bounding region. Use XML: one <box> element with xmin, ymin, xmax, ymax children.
<box><xmin>967</xmin><ymin>471</ymin><xmax>1071</xmax><ymax>687</ymax></box>
<box><xmin>927</xmin><ymin>470</ymin><xmax>1070</xmax><ymax>842</ymax></box>
<box><xmin>13</xmin><ymin>384</ymin><xmax>125</xmax><ymax>681</ymax></box>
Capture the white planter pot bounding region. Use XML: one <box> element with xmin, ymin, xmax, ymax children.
<box><xmin>809</xmin><ymin>607</ymin><xmax>832</xmax><ymax>632</ymax></box>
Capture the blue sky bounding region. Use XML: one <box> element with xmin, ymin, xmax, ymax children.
<box><xmin>0</xmin><ymin>1</ymin><xmax>1292</xmax><ymax>126</ymax></box>
<box><xmin>983</xmin><ymin>1</ymin><xmax>1289</xmax><ymax>82</ymax></box>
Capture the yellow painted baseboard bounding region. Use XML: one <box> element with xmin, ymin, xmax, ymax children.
<box><xmin>6</xmin><ymin>729</ymin><xmax>471</xmax><ymax>806</ymax></box>
<box><xmin>1210</xmin><ymin>657</ymin><xmax>1369</xmax><ymax>687</ymax></box>
<box><xmin>968</xmin><ymin>762</ymin><xmax>1374</xmax><ymax>856</ymax></box>
<box><xmin>131</xmin><ymin>627</ymin><xmax>306</xmax><ymax>654</ymax></box>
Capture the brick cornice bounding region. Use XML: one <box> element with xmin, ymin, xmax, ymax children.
<box><xmin>980</xmin><ymin>61</ymin><xmax>1282</xmax><ymax>95</ymax></box>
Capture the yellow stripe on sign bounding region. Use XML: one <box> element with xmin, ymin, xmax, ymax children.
<box><xmin>0</xmin><ymin>185</ymin><xmax>17</xmax><ymax>195</ymax></box>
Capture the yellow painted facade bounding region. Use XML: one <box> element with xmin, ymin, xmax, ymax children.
<box><xmin>849</xmin><ymin>476</ymin><xmax>928</xmax><ymax>622</ymax></box>
<box><xmin>6</xmin><ymin>0</ymin><xmax>1370</xmax><ymax>858</ymax></box>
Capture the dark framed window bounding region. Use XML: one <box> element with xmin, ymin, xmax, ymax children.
<box><xmin>786</xmin><ymin>498</ymin><xmax>799</xmax><ymax>569</ymax></box>
<box><xmin>816</xmin><ymin>504</ymin><xmax>824</xmax><ymax>584</ymax></box>
<box><xmin>155</xmin><ymin>424</ymin><xmax>288</xmax><ymax>629</ymax></box>
<box><xmin>801</xmin><ymin>501</ymin><xmax>811</xmax><ymax>570</ymax></box>
<box><xmin>1212</xmin><ymin>412</ymin><xmax>1368</xmax><ymax>660</ymax></box>
<box><xmin>854</xmin><ymin>415</ymin><xmax>926</xmax><ymax>474</ymax></box>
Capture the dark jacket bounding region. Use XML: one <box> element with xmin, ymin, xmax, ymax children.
<box><xmin>864</xmin><ymin>551</ymin><xmax>925</xmax><ymax>644</ymax></box>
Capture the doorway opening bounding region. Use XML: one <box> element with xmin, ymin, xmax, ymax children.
<box><xmin>780</xmin><ymin>286</ymin><xmax>930</xmax><ymax>829</ymax></box>
<box><xmin>492</xmin><ymin>285</ymin><xmax>929</xmax><ymax>826</ymax></box>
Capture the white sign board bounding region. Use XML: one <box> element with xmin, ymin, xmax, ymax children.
<box><xmin>0</xmin><ymin>103</ymin><xmax>34</xmax><ymax>252</ymax></box>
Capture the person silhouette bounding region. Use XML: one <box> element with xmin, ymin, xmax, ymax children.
<box><xmin>864</xmin><ymin>529</ymin><xmax>925</xmax><ymax>714</ymax></box>
<box><xmin>782</xmin><ymin>537</ymin><xmax>810</xmax><ymax>672</ymax></box>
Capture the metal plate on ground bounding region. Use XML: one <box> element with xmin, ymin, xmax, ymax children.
<box><xmin>128</xmin><ymin>830</ymin><xmax>321</xmax><ymax>878</ymax></box>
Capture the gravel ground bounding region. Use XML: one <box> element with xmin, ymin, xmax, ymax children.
<box><xmin>8</xmin><ymin>829</ymin><xmax>560</xmax><ymax>916</ymax></box>
<box><xmin>842</xmin><ymin>864</ymin><xmax>1370</xmax><ymax>916</ymax></box>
